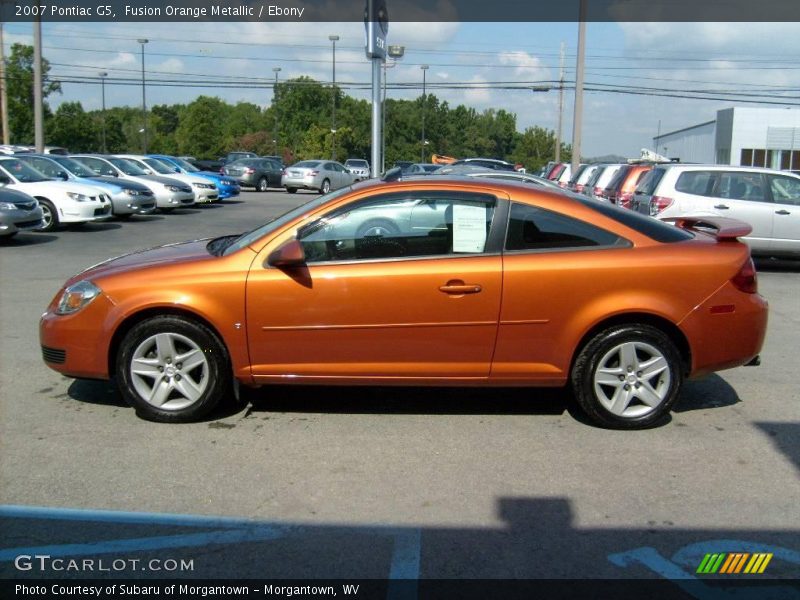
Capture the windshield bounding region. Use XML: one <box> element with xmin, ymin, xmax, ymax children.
<box><xmin>0</xmin><ymin>159</ymin><xmax>50</xmax><ymax>182</ymax></box>
<box><xmin>51</xmin><ymin>156</ymin><xmax>97</xmax><ymax>178</ymax></box>
<box><xmin>346</xmin><ymin>160</ymin><xmax>368</xmax><ymax>168</ymax></box>
<box><xmin>142</xmin><ymin>158</ymin><xmax>176</xmax><ymax>175</ymax></box>
<box><xmin>222</xmin><ymin>187</ymin><xmax>352</xmax><ymax>256</ymax></box>
<box><xmin>108</xmin><ymin>157</ymin><xmax>148</xmax><ymax>176</ymax></box>
<box><xmin>167</xmin><ymin>157</ymin><xmax>197</xmax><ymax>172</ymax></box>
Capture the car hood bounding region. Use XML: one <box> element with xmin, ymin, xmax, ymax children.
<box><xmin>139</xmin><ymin>175</ymin><xmax>191</xmax><ymax>188</ymax></box>
<box><xmin>91</xmin><ymin>176</ymin><xmax>151</xmax><ymax>192</ymax></box>
<box><xmin>10</xmin><ymin>180</ymin><xmax>106</xmax><ymax>196</ymax></box>
<box><xmin>72</xmin><ymin>239</ymin><xmax>216</xmax><ymax>285</ymax></box>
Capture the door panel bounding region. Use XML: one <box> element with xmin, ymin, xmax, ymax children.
<box><xmin>768</xmin><ymin>174</ymin><xmax>800</xmax><ymax>254</ymax></box>
<box><xmin>246</xmin><ymin>256</ymin><xmax>502</xmax><ymax>379</ymax></box>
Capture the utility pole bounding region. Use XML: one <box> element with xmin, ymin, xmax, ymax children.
<box><xmin>555</xmin><ymin>41</ymin><xmax>564</xmax><ymax>164</ymax></box>
<box><xmin>570</xmin><ymin>0</ymin><xmax>586</xmax><ymax>175</ymax></box>
<box><xmin>33</xmin><ymin>5</ymin><xmax>43</xmax><ymax>152</ymax></box>
<box><xmin>0</xmin><ymin>22</ymin><xmax>9</xmax><ymax>145</ymax></box>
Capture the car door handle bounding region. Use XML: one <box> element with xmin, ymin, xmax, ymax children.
<box><xmin>439</xmin><ymin>281</ymin><xmax>482</xmax><ymax>295</ymax></box>
<box><xmin>775</xmin><ymin>210</ymin><xmax>791</xmax><ymax>215</ymax></box>
<box><xmin>714</xmin><ymin>204</ymin><xmax>729</xmax><ymax>210</ymax></box>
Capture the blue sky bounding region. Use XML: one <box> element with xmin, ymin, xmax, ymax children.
<box><xmin>3</xmin><ymin>20</ymin><xmax>800</xmax><ymax>158</ymax></box>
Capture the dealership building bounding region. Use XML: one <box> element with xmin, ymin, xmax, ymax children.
<box><xmin>653</xmin><ymin>107</ymin><xmax>800</xmax><ymax>171</ymax></box>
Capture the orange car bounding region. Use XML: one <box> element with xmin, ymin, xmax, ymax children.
<box><xmin>40</xmin><ymin>178</ymin><xmax>768</xmax><ymax>428</ymax></box>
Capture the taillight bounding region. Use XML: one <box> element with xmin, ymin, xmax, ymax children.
<box><xmin>575</xmin><ymin>184</ymin><xmax>584</xmax><ymax>193</ymax></box>
<box><xmin>593</xmin><ymin>186</ymin><xmax>603</xmax><ymax>197</ymax></box>
<box><xmin>245</xmin><ymin>167</ymin><xmax>255</xmax><ymax>174</ymax></box>
<box><xmin>732</xmin><ymin>258</ymin><xmax>758</xmax><ymax>294</ymax></box>
<box><xmin>281</xmin><ymin>169</ymin><xmax>287</xmax><ymax>176</ymax></box>
<box><xmin>558</xmin><ymin>181</ymin><xmax>567</xmax><ymax>188</ymax></box>
<box><xmin>650</xmin><ymin>195</ymin><xmax>674</xmax><ymax>215</ymax></box>
<box><xmin>308</xmin><ymin>170</ymin><xmax>319</xmax><ymax>176</ymax></box>
<box><xmin>619</xmin><ymin>191</ymin><xmax>633</xmax><ymax>209</ymax></box>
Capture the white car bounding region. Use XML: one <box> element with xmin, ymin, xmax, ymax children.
<box><xmin>633</xmin><ymin>164</ymin><xmax>800</xmax><ymax>257</ymax></box>
<box><xmin>0</xmin><ymin>157</ymin><xmax>111</xmax><ymax>231</ymax></box>
<box><xmin>117</xmin><ymin>155</ymin><xmax>219</xmax><ymax>204</ymax></box>
<box><xmin>583</xmin><ymin>164</ymin><xmax>624</xmax><ymax>201</ymax></box>
<box><xmin>344</xmin><ymin>159</ymin><xmax>370</xmax><ymax>181</ymax></box>
<box><xmin>71</xmin><ymin>155</ymin><xmax>195</xmax><ymax>212</ymax></box>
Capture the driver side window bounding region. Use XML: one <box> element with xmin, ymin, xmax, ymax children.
<box><xmin>297</xmin><ymin>192</ymin><xmax>496</xmax><ymax>263</ymax></box>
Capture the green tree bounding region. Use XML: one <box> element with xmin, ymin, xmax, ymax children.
<box><xmin>48</xmin><ymin>102</ymin><xmax>97</xmax><ymax>152</ymax></box>
<box><xmin>4</xmin><ymin>43</ymin><xmax>61</xmax><ymax>143</ymax></box>
<box><xmin>510</xmin><ymin>126</ymin><xmax>571</xmax><ymax>172</ymax></box>
<box><xmin>175</xmin><ymin>96</ymin><xmax>227</xmax><ymax>158</ymax></box>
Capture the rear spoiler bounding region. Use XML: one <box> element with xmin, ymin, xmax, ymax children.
<box><xmin>662</xmin><ymin>216</ymin><xmax>752</xmax><ymax>241</ymax></box>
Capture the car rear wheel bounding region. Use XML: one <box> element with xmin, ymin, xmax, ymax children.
<box><xmin>36</xmin><ymin>199</ymin><xmax>58</xmax><ymax>231</ymax></box>
<box><xmin>116</xmin><ymin>316</ymin><xmax>231</xmax><ymax>423</ymax></box>
<box><xmin>257</xmin><ymin>177</ymin><xmax>268</xmax><ymax>192</ymax></box>
<box><xmin>286</xmin><ymin>187</ymin><xmax>297</xmax><ymax>194</ymax></box>
<box><xmin>571</xmin><ymin>324</ymin><xmax>682</xmax><ymax>429</ymax></box>
<box><xmin>320</xmin><ymin>179</ymin><xmax>331</xmax><ymax>194</ymax></box>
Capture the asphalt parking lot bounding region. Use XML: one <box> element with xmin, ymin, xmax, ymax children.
<box><xmin>1</xmin><ymin>191</ymin><xmax>799</xmax><ymax>588</ymax></box>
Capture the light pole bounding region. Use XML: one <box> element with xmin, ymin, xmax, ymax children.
<box><xmin>382</xmin><ymin>45</ymin><xmax>405</xmax><ymax>173</ymax></box>
<box><xmin>99</xmin><ymin>72</ymin><xmax>108</xmax><ymax>153</ymax></box>
<box><xmin>272</xmin><ymin>67</ymin><xmax>281</xmax><ymax>157</ymax></box>
<box><xmin>328</xmin><ymin>35</ymin><xmax>339</xmax><ymax>161</ymax></box>
<box><xmin>137</xmin><ymin>38</ymin><xmax>149</xmax><ymax>154</ymax></box>
<box><xmin>420</xmin><ymin>64</ymin><xmax>429</xmax><ymax>163</ymax></box>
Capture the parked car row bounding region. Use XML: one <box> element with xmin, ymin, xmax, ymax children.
<box><xmin>541</xmin><ymin>160</ymin><xmax>800</xmax><ymax>258</ymax></box>
<box><xmin>0</xmin><ymin>153</ymin><xmax>243</xmax><ymax>234</ymax></box>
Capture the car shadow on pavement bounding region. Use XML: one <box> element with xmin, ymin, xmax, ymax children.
<box><xmin>66</xmin><ymin>379</ymin><xmax>247</xmax><ymax>421</ymax></box>
<box><xmin>125</xmin><ymin>215</ymin><xmax>165</xmax><ymax>223</ymax></box>
<box><xmin>754</xmin><ymin>422</ymin><xmax>800</xmax><ymax>474</ymax></box>
<box><xmin>66</xmin><ymin>222</ymin><xmax>122</xmax><ymax>232</ymax></box>
<box><xmin>672</xmin><ymin>374</ymin><xmax>740</xmax><ymax>413</ymax></box>
<box><xmin>0</xmin><ymin>233</ymin><xmax>58</xmax><ymax>246</ymax></box>
<box><xmin>247</xmin><ymin>385</ymin><xmax>568</xmax><ymax>417</ymax></box>
<box><xmin>754</xmin><ymin>257</ymin><xmax>800</xmax><ymax>273</ymax></box>
<box><xmin>219</xmin><ymin>199</ymin><xmax>246</xmax><ymax>205</ymax></box>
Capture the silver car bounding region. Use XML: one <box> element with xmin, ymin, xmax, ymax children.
<box><xmin>344</xmin><ymin>158</ymin><xmax>370</xmax><ymax>181</ymax></box>
<box><xmin>281</xmin><ymin>160</ymin><xmax>357</xmax><ymax>194</ymax></box>
<box><xmin>72</xmin><ymin>155</ymin><xmax>195</xmax><ymax>211</ymax></box>
<box><xmin>0</xmin><ymin>187</ymin><xmax>43</xmax><ymax>237</ymax></box>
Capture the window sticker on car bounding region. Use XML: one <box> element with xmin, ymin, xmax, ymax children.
<box><xmin>452</xmin><ymin>204</ymin><xmax>488</xmax><ymax>253</ymax></box>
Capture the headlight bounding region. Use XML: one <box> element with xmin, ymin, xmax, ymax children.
<box><xmin>56</xmin><ymin>280</ymin><xmax>101</xmax><ymax>315</ymax></box>
<box><xmin>165</xmin><ymin>185</ymin><xmax>182</xmax><ymax>192</ymax></box>
<box><xmin>66</xmin><ymin>192</ymin><xmax>91</xmax><ymax>202</ymax></box>
<box><xmin>0</xmin><ymin>201</ymin><xmax>17</xmax><ymax>210</ymax></box>
<box><xmin>222</xmin><ymin>180</ymin><xmax>235</xmax><ymax>186</ymax></box>
<box><xmin>192</xmin><ymin>183</ymin><xmax>214</xmax><ymax>189</ymax></box>
<box><xmin>124</xmin><ymin>189</ymin><xmax>142</xmax><ymax>196</ymax></box>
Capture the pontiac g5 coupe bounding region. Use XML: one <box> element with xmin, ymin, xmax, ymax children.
<box><xmin>40</xmin><ymin>178</ymin><xmax>768</xmax><ymax>428</ymax></box>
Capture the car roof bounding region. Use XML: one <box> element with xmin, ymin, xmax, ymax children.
<box><xmin>652</xmin><ymin>163</ymin><xmax>798</xmax><ymax>176</ymax></box>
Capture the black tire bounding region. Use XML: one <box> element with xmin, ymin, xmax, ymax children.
<box><xmin>355</xmin><ymin>219</ymin><xmax>399</xmax><ymax>239</ymax></box>
<box><xmin>286</xmin><ymin>187</ymin><xmax>297</xmax><ymax>194</ymax></box>
<box><xmin>116</xmin><ymin>316</ymin><xmax>231</xmax><ymax>423</ymax></box>
<box><xmin>36</xmin><ymin>198</ymin><xmax>58</xmax><ymax>231</ymax></box>
<box><xmin>257</xmin><ymin>177</ymin><xmax>269</xmax><ymax>192</ymax></box>
<box><xmin>570</xmin><ymin>323</ymin><xmax>683</xmax><ymax>429</ymax></box>
<box><xmin>320</xmin><ymin>179</ymin><xmax>331</xmax><ymax>194</ymax></box>
<box><xmin>160</xmin><ymin>207</ymin><xmax>174</xmax><ymax>213</ymax></box>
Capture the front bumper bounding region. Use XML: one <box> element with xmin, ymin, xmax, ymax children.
<box><xmin>216</xmin><ymin>184</ymin><xmax>240</xmax><ymax>199</ymax></box>
<box><xmin>0</xmin><ymin>207</ymin><xmax>44</xmax><ymax>235</ymax></box>
<box><xmin>154</xmin><ymin>190</ymin><xmax>196</xmax><ymax>209</ymax></box>
<box><xmin>109</xmin><ymin>192</ymin><xmax>157</xmax><ymax>216</ymax></box>
<box><xmin>40</xmin><ymin>294</ymin><xmax>115</xmax><ymax>380</ymax></box>
<box><xmin>58</xmin><ymin>197</ymin><xmax>113</xmax><ymax>223</ymax></box>
<box><xmin>193</xmin><ymin>187</ymin><xmax>220</xmax><ymax>203</ymax></box>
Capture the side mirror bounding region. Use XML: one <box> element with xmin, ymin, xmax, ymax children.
<box><xmin>0</xmin><ymin>175</ymin><xmax>9</xmax><ymax>186</ymax></box>
<box><xmin>57</xmin><ymin>171</ymin><xmax>68</xmax><ymax>180</ymax></box>
<box><xmin>267</xmin><ymin>239</ymin><xmax>306</xmax><ymax>268</ymax></box>
<box><xmin>173</xmin><ymin>167</ymin><xmax>180</xmax><ymax>173</ymax></box>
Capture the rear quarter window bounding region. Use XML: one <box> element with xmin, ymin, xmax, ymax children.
<box><xmin>675</xmin><ymin>171</ymin><xmax>717</xmax><ymax>196</ymax></box>
<box><xmin>576</xmin><ymin>197</ymin><xmax>694</xmax><ymax>243</ymax></box>
<box><xmin>635</xmin><ymin>168</ymin><xmax>667</xmax><ymax>194</ymax></box>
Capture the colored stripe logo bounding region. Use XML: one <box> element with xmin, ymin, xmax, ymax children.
<box><xmin>696</xmin><ymin>552</ymin><xmax>773</xmax><ymax>574</ymax></box>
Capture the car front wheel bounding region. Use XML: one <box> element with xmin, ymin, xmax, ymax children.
<box><xmin>116</xmin><ymin>316</ymin><xmax>231</xmax><ymax>422</ymax></box>
<box><xmin>36</xmin><ymin>199</ymin><xmax>58</xmax><ymax>231</ymax></box>
<box><xmin>571</xmin><ymin>324</ymin><xmax>683</xmax><ymax>429</ymax></box>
